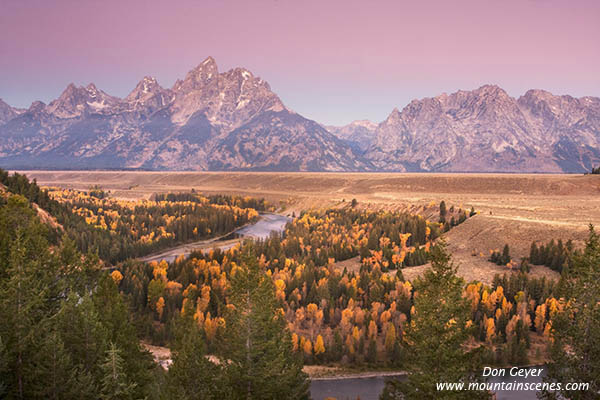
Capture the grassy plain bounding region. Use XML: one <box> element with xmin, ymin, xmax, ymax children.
<box><xmin>18</xmin><ymin>171</ymin><xmax>600</xmax><ymax>284</ymax></box>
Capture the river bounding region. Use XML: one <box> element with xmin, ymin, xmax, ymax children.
<box><xmin>310</xmin><ymin>367</ymin><xmax>548</xmax><ymax>400</ymax></box>
<box><xmin>140</xmin><ymin>213</ymin><xmax>291</xmax><ymax>263</ymax></box>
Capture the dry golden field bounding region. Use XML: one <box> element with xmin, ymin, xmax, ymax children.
<box><xmin>18</xmin><ymin>171</ymin><xmax>600</xmax><ymax>284</ymax></box>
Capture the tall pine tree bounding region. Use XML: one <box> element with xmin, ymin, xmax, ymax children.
<box><xmin>99</xmin><ymin>343</ymin><xmax>137</xmax><ymax>400</ymax></box>
<box><xmin>218</xmin><ymin>245</ymin><xmax>309</xmax><ymax>400</ymax></box>
<box><xmin>381</xmin><ymin>239</ymin><xmax>491</xmax><ymax>400</ymax></box>
<box><xmin>165</xmin><ymin>310</ymin><xmax>226</xmax><ymax>399</ymax></box>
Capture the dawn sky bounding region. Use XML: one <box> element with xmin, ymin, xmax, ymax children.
<box><xmin>1</xmin><ymin>0</ymin><xmax>599</xmax><ymax>125</ymax></box>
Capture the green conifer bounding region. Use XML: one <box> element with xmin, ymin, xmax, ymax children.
<box><xmin>380</xmin><ymin>239</ymin><xmax>491</xmax><ymax>400</ymax></box>
<box><xmin>219</xmin><ymin>246</ymin><xmax>309</xmax><ymax>400</ymax></box>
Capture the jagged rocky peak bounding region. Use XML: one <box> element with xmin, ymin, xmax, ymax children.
<box><xmin>476</xmin><ymin>84</ymin><xmax>509</xmax><ymax>95</ymax></box>
<box><xmin>85</xmin><ymin>82</ymin><xmax>100</xmax><ymax>95</ymax></box>
<box><xmin>0</xmin><ymin>98</ymin><xmax>19</xmax><ymax>124</ymax></box>
<box><xmin>26</xmin><ymin>101</ymin><xmax>47</xmax><ymax>116</ymax></box>
<box><xmin>170</xmin><ymin>56</ymin><xmax>285</xmax><ymax>126</ymax></box>
<box><xmin>175</xmin><ymin>56</ymin><xmax>219</xmax><ymax>91</ymax></box>
<box><xmin>383</xmin><ymin>107</ymin><xmax>402</xmax><ymax>124</ymax></box>
<box><xmin>437</xmin><ymin>84</ymin><xmax>524</xmax><ymax>122</ymax></box>
<box><xmin>517</xmin><ymin>88</ymin><xmax>584</xmax><ymax>111</ymax></box>
<box><xmin>444</xmin><ymin>84</ymin><xmax>511</xmax><ymax>106</ymax></box>
<box><xmin>518</xmin><ymin>89</ymin><xmax>600</xmax><ymax>133</ymax></box>
<box><xmin>28</xmin><ymin>100</ymin><xmax>47</xmax><ymax>111</ymax></box>
<box><xmin>520</xmin><ymin>88</ymin><xmax>555</xmax><ymax>101</ymax></box>
<box><xmin>126</xmin><ymin>77</ymin><xmax>161</xmax><ymax>99</ymax></box>
<box><xmin>125</xmin><ymin>76</ymin><xmax>171</xmax><ymax>113</ymax></box>
<box><xmin>399</xmin><ymin>97</ymin><xmax>445</xmax><ymax>122</ymax></box>
<box><xmin>47</xmin><ymin>82</ymin><xmax>120</xmax><ymax>118</ymax></box>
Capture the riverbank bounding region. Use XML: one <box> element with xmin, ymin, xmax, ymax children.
<box><xmin>307</xmin><ymin>366</ymin><xmax>405</xmax><ymax>381</ymax></box>
<box><xmin>138</xmin><ymin>212</ymin><xmax>291</xmax><ymax>263</ymax></box>
<box><xmin>142</xmin><ymin>343</ymin><xmax>408</xmax><ymax>380</ymax></box>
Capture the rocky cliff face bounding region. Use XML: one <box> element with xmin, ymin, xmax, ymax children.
<box><xmin>0</xmin><ymin>60</ymin><xmax>598</xmax><ymax>172</ymax></box>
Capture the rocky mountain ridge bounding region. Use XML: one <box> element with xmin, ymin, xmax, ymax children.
<box><xmin>0</xmin><ymin>57</ymin><xmax>363</xmax><ymax>171</ymax></box>
<box><xmin>1</xmin><ymin>58</ymin><xmax>598</xmax><ymax>172</ymax></box>
<box><xmin>360</xmin><ymin>85</ymin><xmax>600</xmax><ymax>172</ymax></box>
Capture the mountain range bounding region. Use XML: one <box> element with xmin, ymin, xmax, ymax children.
<box><xmin>1</xmin><ymin>57</ymin><xmax>599</xmax><ymax>172</ymax></box>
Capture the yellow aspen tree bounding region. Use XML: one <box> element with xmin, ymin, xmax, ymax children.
<box><xmin>465</xmin><ymin>283</ymin><xmax>481</xmax><ymax>313</ymax></box>
<box><xmin>197</xmin><ymin>285</ymin><xmax>211</xmax><ymax>313</ymax></box>
<box><xmin>156</xmin><ymin>297</ymin><xmax>165</xmax><ymax>320</ymax></box>
<box><xmin>204</xmin><ymin>313</ymin><xmax>219</xmax><ymax>341</ymax></box>
<box><xmin>352</xmin><ymin>326</ymin><xmax>360</xmax><ymax>342</ymax></box>
<box><xmin>194</xmin><ymin>309</ymin><xmax>205</xmax><ymax>328</ymax></box>
<box><xmin>380</xmin><ymin>310</ymin><xmax>391</xmax><ymax>325</ymax></box>
<box><xmin>535</xmin><ymin>304</ymin><xmax>547</xmax><ymax>334</ymax></box>
<box><xmin>543</xmin><ymin>321</ymin><xmax>553</xmax><ymax>342</ymax></box>
<box><xmin>292</xmin><ymin>333</ymin><xmax>299</xmax><ymax>351</ymax></box>
<box><xmin>495</xmin><ymin>308</ymin><xmax>502</xmax><ymax>321</ymax></box>
<box><xmin>368</xmin><ymin>320</ymin><xmax>378</xmax><ymax>339</ymax></box>
<box><xmin>485</xmin><ymin>317</ymin><xmax>496</xmax><ymax>343</ymax></box>
<box><xmin>110</xmin><ymin>270</ymin><xmax>123</xmax><ymax>286</ymax></box>
<box><xmin>354</xmin><ymin>308</ymin><xmax>365</xmax><ymax>326</ymax></box>
<box><xmin>384</xmin><ymin>323</ymin><xmax>396</xmax><ymax>353</ymax></box>
<box><xmin>501</xmin><ymin>297</ymin><xmax>513</xmax><ymax>316</ymax></box>
<box><xmin>545</xmin><ymin>297</ymin><xmax>559</xmax><ymax>317</ymax></box>
<box><xmin>274</xmin><ymin>279</ymin><xmax>286</xmax><ymax>302</ymax></box>
<box><xmin>303</xmin><ymin>339</ymin><xmax>313</xmax><ymax>356</ymax></box>
<box><xmin>314</xmin><ymin>335</ymin><xmax>325</xmax><ymax>356</ymax></box>
<box><xmin>315</xmin><ymin>309</ymin><xmax>324</xmax><ymax>328</ymax></box>
<box><xmin>340</xmin><ymin>308</ymin><xmax>353</xmax><ymax>335</ymax></box>
<box><xmin>345</xmin><ymin>334</ymin><xmax>355</xmax><ymax>355</ymax></box>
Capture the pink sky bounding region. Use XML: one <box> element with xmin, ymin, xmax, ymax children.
<box><xmin>1</xmin><ymin>0</ymin><xmax>599</xmax><ymax>125</ymax></box>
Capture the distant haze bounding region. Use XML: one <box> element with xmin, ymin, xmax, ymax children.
<box><xmin>0</xmin><ymin>0</ymin><xmax>599</xmax><ymax>125</ymax></box>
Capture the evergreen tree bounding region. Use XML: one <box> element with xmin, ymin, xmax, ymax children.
<box><xmin>542</xmin><ymin>226</ymin><xmax>600</xmax><ymax>399</ymax></box>
<box><xmin>99</xmin><ymin>343</ymin><xmax>137</xmax><ymax>400</ymax></box>
<box><xmin>57</xmin><ymin>293</ymin><xmax>107</xmax><ymax>387</ymax></box>
<box><xmin>380</xmin><ymin>240</ymin><xmax>491</xmax><ymax>400</ymax></box>
<box><xmin>439</xmin><ymin>201</ymin><xmax>447</xmax><ymax>223</ymax></box>
<box><xmin>219</xmin><ymin>246</ymin><xmax>309</xmax><ymax>400</ymax></box>
<box><xmin>502</xmin><ymin>244</ymin><xmax>511</xmax><ymax>264</ymax></box>
<box><xmin>32</xmin><ymin>329</ymin><xmax>95</xmax><ymax>400</ymax></box>
<box><xmin>529</xmin><ymin>242</ymin><xmax>539</xmax><ymax>265</ymax></box>
<box><xmin>93</xmin><ymin>276</ymin><xmax>159</xmax><ymax>400</ymax></box>
<box><xmin>166</xmin><ymin>311</ymin><xmax>225</xmax><ymax>400</ymax></box>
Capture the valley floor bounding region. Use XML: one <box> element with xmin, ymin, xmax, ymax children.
<box><xmin>20</xmin><ymin>171</ymin><xmax>599</xmax><ymax>284</ymax></box>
